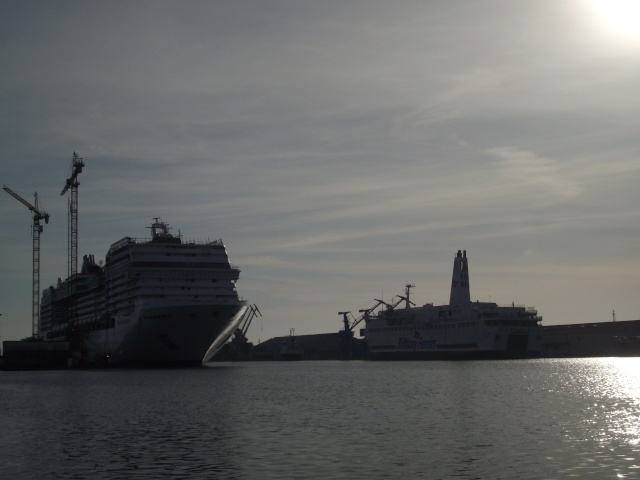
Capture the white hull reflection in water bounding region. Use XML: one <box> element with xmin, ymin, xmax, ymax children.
<box><xmin>2</xmin><ymin>359</ymin><xmax>640</xmax><ymax>479</ymax></box>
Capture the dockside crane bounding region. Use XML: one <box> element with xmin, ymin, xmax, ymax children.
<box><xmin>241</xmin><ymin>304</ymin><xmax>262</xmax><ymax>338</ymax></box>
<box><xmin>337</xmin><ymin>285</ymin><xmax>418</xmax><ymax>358</ymax></box>
<box><xmin>227</xmin><ymin>304</ymin><xmax>262</xmax><ymax>359</ymax></box>
<box><xmin>339</xmin><ymin>299</ymin><xmax>387</xmax><ymax>336</ymax></box>
<box><xmin>3</xmin><ymin>185</ymin><xmax>50</xmax><ymax>337</ymax></box>
<box><xmin>60</xmin><ymin>152</ymin><xmax>85</xmax><ymax>338</ymax></box>
<box><xmin>60</xmin><ymin>152</ymin><xmax>84</xmax><ymax>283</ymax></box>
<box><xmin>338</xmin><ymin>305</ymin><xmax>382</xmax><ymax>359</ymax></box>
<box><xmin>234</xmin><ymin>304</ymin><xmax>262</xmax><ymax>342</ymax></box>
<box><xmin>340</xmin><ymin>285</ymin><xmax>416</xmax><ymax>334</ymax></box>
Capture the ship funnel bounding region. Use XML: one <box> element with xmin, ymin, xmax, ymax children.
<box><xmin>450</xmin><ymin>250</ymin><xmax>471</xmax><ymax>305</ymax></box>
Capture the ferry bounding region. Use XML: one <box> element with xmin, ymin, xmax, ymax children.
<box><xmin>364</xmin><ymin>250</ymin><xmax>542</xmax><ymax>359</ymax></box>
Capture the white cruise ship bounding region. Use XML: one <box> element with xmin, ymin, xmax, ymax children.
<box><xmin>40</xmin><ymin>219</ymin><xmax>248</xmax><ymax>366</ymax></box>
<box><xmin>364</xmin><ymin>250</ymin><xmax>542</xmax><ymax>359</ymax></box>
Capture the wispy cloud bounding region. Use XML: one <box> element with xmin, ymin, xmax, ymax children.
<box><xmin>1</xmin><ymin>0</ymin><xmax>640</xmax><ymax>341</ymax></box>
<box><xmin>488</xmin><ymin>146</ymin><xmax>583</xmax><ymax>200</ymax></box>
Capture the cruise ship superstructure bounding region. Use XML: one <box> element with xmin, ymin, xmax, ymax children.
<box><xmin>40</xmin><ymin>219</ymin><xmax>248</xmax><ymax>366</ymax></box>
<box><xmin>364</xmin><ymin>250</ymin><xmax>542</xmax><ymax>359</ymax></box>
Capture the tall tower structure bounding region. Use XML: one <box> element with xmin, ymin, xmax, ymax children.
<box><xmin>3</xmin><ymin>186</ymin><xmax>50</xmax><ymax>336</ymax></box>
<box><xmin>61</xmin><ymin>152</ymin><xmax>84</xmax><ymax>321</ymax></box>
<box><xmin>449</xmin><ymin>250</ymin><xmax>471</xmax><ymax>305</ymax></box>
<box><xmin>61</xmin><ymin>152</ymin><xmax>84</xmax><ymax>280</ymax></box>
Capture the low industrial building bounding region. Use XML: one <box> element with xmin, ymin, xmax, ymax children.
<box><xmin>541</xmin><ymin>319</ymin><xmax>640</xmax><ymax>357</ymax></box>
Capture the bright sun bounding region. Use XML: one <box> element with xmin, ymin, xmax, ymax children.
<box><xmin>589</xmin><ymin>0</ymin><xmax>640</xmax><ymax>39</ymax></box>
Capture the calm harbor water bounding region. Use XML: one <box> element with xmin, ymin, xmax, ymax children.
<box><xmin>2</xmin><ymin>359</ymin><xmax>640</xmax><ymax>479</ymax></box>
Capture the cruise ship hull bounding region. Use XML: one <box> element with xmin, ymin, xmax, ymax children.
<box><xmin>39</xmin><ymin>220</ymin><xmax>249</xmax><ymax>367</ymax></box>
<box><xmin>108</xmin><ymin>303</ymin><xmax>246</xmax><ymax>366</ymax></box>
<box><xmin>46</xmin><ymin>303</ymin><xmax>247</xmax><ymax>366</ymax></box>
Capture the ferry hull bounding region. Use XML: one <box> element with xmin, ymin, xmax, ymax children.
<box><xmin>361</xmin><ymin>250</ymin><xmax>543</xmax><ymax>361</ymax></box>
<box><xmin>367</xmin><ymin>349</ymin><xmax>542</xmax><ymax>361</ymax></box>
<box><xmin>366</xmin><ymin>327</ymin><xmax>542</xmax><ymax>360</ymax></box>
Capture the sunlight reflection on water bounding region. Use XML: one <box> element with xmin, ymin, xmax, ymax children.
<box><xmin>537</xmin><ymin>358</ymin><xmax>640</xmax><ymax>478</ymax></box>
<box><xmin>554</xmin><ymin>358</ymin><xmax>640</xmax><ymax>446</ymax></box>
<box><xmin>2</xmin><ymin>359</ymin><xmax>640</xmax><ymax>479</ymax></box>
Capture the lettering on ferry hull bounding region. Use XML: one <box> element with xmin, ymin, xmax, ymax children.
<box><xmin>397</xmin><ymin>337</ymin><xmax>437</xmax><ymax>351</ymax></box>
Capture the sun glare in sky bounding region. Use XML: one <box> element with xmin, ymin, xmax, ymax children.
<box><xmin>589</xmin><ymin>0</ymin><xmax>640</xmax><ymax>40</ymax></box>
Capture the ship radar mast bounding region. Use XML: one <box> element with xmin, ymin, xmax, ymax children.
<box><xmin>150</xmin><ymin>217</ymin><xmax>169</xmax><ymax>238</ymax></box>
<box><xmin>403</xmin><ymin>284</ymin><xmax>415</xmax><ymax>309</ymax></box>
<box><xmin>148</xmin><ymin>218</ymin><xmax>181</xmax><ymax>244</ymax></box>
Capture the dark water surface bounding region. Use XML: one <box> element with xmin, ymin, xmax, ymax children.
<box><xmin>2</xmin><ymin>359</ymin><xmax>640</xmax><ymax>479</ymax></box>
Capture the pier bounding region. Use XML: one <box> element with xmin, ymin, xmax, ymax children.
<box><xmin>4</xmin><ymin>319</ymin><xmax>640</xmax><ymax>369</ymax></box>
<box><xmin>1</xmin><ymin>340</ymin><xmax>74</xmax><ymax>370</ymax></box>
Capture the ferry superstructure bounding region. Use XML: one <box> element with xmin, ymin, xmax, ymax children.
<box><xmin>40</xmin><ymin>219</ymin><xmax>248</xmax><ymax>366</ymax></box>
<box><xmin>364</xmin><ymin>250</ymin><xmax>542</xmax><ymax>359</ymax></box>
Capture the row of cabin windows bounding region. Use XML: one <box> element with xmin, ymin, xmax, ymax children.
<box><xmin>369</xmin><ymin>319</ymin><xmax>536</xmax><ymax>333</ymax></box>
<box><xmin>107</xmin><ymin>270</ymin><xmax>234</xmax><ymax>284</ymax></box>
<box><xmin>369</xmin><ymin>322</ymin><xmax>480</xmax><ymax>332</ymax></box>
<box><xmin>132</xmin><ymin>269</ymin><xmax>231</xmax><ymax>278</ymax></box>
<box><xmin>128</xmin><ymin>261</ymin><xmax>232</xmax><ymax>269</ymax></box>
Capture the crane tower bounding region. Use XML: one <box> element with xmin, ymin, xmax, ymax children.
<box><xmin>3</xmin><ymin>185</ymin><xmax>50</xmax><ymax>337</ymax></box>
<box><xmin>61</xmin><ymin>152</ymin><xmax>84</xmax><ymax>283</ymax></box>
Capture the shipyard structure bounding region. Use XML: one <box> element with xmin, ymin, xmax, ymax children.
<box><xmin>338</xmin><ymin>250</ymin><xmax>543</xmax><ymax>360</ymax></box>
<box><xmin>2</xmin><ymin>153</ymin><xmax>249</xmax><ymax>369</ymax></box>
<box><xmin>240</xmin><ymin>320</ymin><xmax>640</xmax><ymax>361</ymax></box>
<box><xmin>235</xmin><ymin>251</ymin><xmax>640</xmax><ymax>360</ymax></box>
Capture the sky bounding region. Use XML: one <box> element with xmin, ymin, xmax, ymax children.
<box><xmin>1</xmin><ymin>0</ymin><xmax>639</xmax><ymax>344</ymax></box>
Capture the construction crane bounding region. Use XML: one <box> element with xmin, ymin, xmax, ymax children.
<box><xmin>339</xmin><ymin>284</ymin><xmax>416</xmax><ymax>334</ymax></box>
<box><xmin>338</xmin><ymin>304</ymin><xmax>383</xmax><ymax>359</ymax></box>
<box><xmin>61</xmin><ymin>152</ymin><xmax>84</xmax><ymax>283</ymax></box>
<box><xmin>339</xmin><ymin>299</ymin><xmax>386</xmax><ymax>335</ymax></box>
<box><xmin>227</xmin><ymin>304</ymin><xmax>262</xmax><ymax>359</ymax></box>
<box><xmin>3</xmin><ymin>185</ymin><xmax>50</xmax><ymax>338</ymax></box>
<box><xmin>235</xmin><ymin>304</ymin><xmax>262</xmax><ymax>341</ymax></box>
<box><xmin>337</xmin><ymin>285</ymin><xmax>416</xmax><ymax>358</ymax></box>
<box><xmin>60</xmin><ymin>151</ymin><xmax>84</xmax><ymax>333</ymax></box>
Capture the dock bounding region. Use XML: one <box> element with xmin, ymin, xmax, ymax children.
<box><xmin>5</xmin><ymin>319</ymin><xmax>640</xmax><ymax>369</ymax></box>
<box><xmin>542</xmin><ymin>319</ymin><xmax>640</xmax><ymax>357</ymax></box>
<box><xmin>1</xmin><ymin>340</ymin><xmax>74</xmax><ymax>370</ymax></box>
